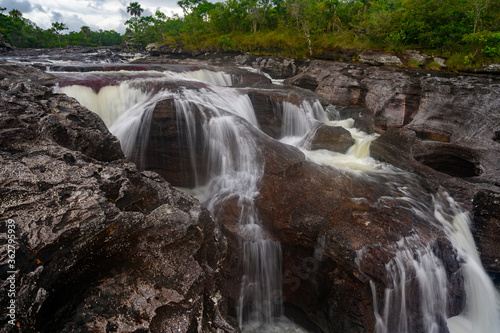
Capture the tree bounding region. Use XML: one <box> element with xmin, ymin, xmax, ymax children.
<box><xmin>471</xmin><ymin>0</ymin><xmax>491</xmax><ymax>33</ymax></box>
<box><xmin>9</xmin><ymin>9</ymin><xmax>22</xmax><ymax>18</ymax></box>
<box><xmin>51</xmin><ymin>22</ymin><xmax>68</xmax><ymax>47</ymax></box>
<box><xmin>80</xmin><ymin>25</ymin><xmax>91</xmax><ymax>37</ymax></box>
<box><xmin>127</xmin><ymin>2</ymin><xmax>144</xmax><ymax>17</ymax></box>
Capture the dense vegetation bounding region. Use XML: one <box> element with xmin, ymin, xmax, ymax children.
<box><xmin>123</xmin><ymin>0</ymin><xmax>500</xmax><ymax>68</ymax></box>
<box><xmin>0</xmin><ymin>8</ymin><xmax>122</xmax><ymax>48</ymax></box>
<box><xmin>2</xmin><ymin>1</ymin><xmax>499</xmax><ymax>69</ymax></box>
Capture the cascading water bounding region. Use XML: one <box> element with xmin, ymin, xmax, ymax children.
<box><xmin>53</xmin><ymin>66</ymin><xmax>500</xmax><ymax>333</ymax></box>
<box><xmin>56</xmin><ymin>68</ymin><xmax>304</xmax><ymax>331</ymax></box>
<box><xmin>273</xmin><ymin>100</ymin><xmax>500</xmax><ymax>332</ymax></box>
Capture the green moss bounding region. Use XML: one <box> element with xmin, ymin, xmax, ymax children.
<box><xmin>408</xmin><ymin>59</ymin><xmax>420</xmax><ymax>68</ymax></box>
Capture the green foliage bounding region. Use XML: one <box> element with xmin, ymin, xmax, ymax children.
<box><xmin>463</xmin><ymin>32</ymin><xmax>500</xmax><ymax>58</ymax></box>
<box><xmin>426</xmin><ymin>61</ymin><xmax>442</xmax><ymax>70</ymax></box>
<box><xmin>0</xmin><ymin>11</ymin><xmax>122</xmax><ymax>48</ymax></box>
<box><xmin>408</xmin><ymin>59</ymin><xmax>420</xmax><ymax>68</ymax></box>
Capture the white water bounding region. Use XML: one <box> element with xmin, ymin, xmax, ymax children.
<box><xmin>168</xmin><ymin>68</ymin><xmax>235</xmax><ymax>86</ymax></box>
<box><xmin>56</xmin><ymin>69</ymin><xmax>297</xmax><ymax>331</ymax></box>
<box><xmin>55</xmin><ymin>82</ymin><xmax>152</xmax><ymax>128</ymax></box>
<box><xmin>54</xmin><ymin>68</ymin><xmax>500</xmax><ymax>333</ymax></box>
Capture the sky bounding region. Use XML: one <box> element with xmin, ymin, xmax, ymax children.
<box><xmin>1</xmin><ymin>0</ymin><xmax>184</xmax><ymax>34</ymax></box>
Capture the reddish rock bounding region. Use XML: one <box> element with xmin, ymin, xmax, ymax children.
<box><xmin>309</xmin><ymin>124</ymin><xmax>355</xmax><ymax>153</ymax></box>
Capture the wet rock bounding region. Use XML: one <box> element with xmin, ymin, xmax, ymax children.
<box><xmin>309</xmin><ymin>124</ymin><xmax>355</xmax><ymax>153</ymax></box>
<box><xmin>0</xmin><ymin>65</ymin><xmax>237</xmax><ymax>333</ymax></box>
<box><xmin>472</xmin><ymin>190</ymin><xmax>500</xmax><ymax>273</ymax></box>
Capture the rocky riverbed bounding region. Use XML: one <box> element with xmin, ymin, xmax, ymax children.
<box><xmin>1</xmin><ymin>47</ymin><xmax>499</xmax><ymax>332</ymax></box>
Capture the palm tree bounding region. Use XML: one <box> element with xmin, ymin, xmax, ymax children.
<box><xmin>127</xmin><ymin>2</ymin><xmax>144</xmax><ymax>17</ymax></box>
<box><xmin>80</xmin><ymin>26</ymin><xmax>91</xmax><ymax>37</ymax></box>
<box><xmin>9</xmin><ymin>9</ymin><xmax>22</xmax><ymax>18</ymax></box>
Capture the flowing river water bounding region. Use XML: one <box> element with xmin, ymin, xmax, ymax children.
<box><xmin>50</xmin><ymin>64</ymin><xmax>500</xmax><ymax>333</ymax></box>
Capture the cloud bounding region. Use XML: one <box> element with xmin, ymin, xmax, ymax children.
<box><xmin>51</xmin><ymin>11</ymin><xmax>63</xmax><ymax>23</ymax></box>
<box><xmin>64</xmin><ymin>14</ymin><xmax>91</xmax><ymax>31</ymax></box>
<box><xmin>33</xmin><ymin>4</ymin><xmax>46</xmax><ymax>13</ymax></box>
<box><xmin>82</xmin><ymin>0</ymin><xmax>106</xmax><ymax>10</ymax></box>
<box><xmin>2</xmin><ymin>0</ymin><xmax>33</xmax><ymax>13</ymax></box>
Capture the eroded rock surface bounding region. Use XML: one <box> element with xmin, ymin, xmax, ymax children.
<box><xmin>285</xmin><ymin>60</ymin><xmax>500</xmax><ymax>276</ymax></box>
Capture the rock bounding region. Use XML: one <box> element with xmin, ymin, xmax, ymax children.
<box><xmin>359</xmin><ymin>50</ymin><xmax>403</xmax><ymax>67</ymax></box>
<box><xmin>0</xmin><ymin>65</ymin><xmax>237</xmax><ymax>333</ymax></box>
<box><xmin>478</xmin><ymin>63</ymin><xmax>500</xmax><ymax>74</ymax></box>
<box><xmin>404</xmin><ymin>50</ymin><xmax>431</xmax><ymax>66</ymax></box>
<box><xmin>472</xmin><ymin>190</ymin><xmax>500</xmax><ymax>273</ymax></box>
<box><xmin>309</xmin><ymin>124</ymin><xmax>355</xmax><ymax>153</ymax></box>
<box><xmin>286</xmin><ymin>60</ymin><xmax>500</xmax><ymax>205</ymax></box>
<box><xmin>433</xmin><ymin>57</ymin><xmax>447</xmax><ymax>68</ymax></box>
<box><xmin>145</xmin><ymin>42</ymin><xmax>195</xmax><ymax>57</ymax></box>
<box><xmin>0</xmin><ymin>33</ymin><xmax>12</xmax><ymax>51</ymax></box>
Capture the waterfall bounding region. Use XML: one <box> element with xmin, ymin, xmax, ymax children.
<box><xmin>167</xmin><ymin>68</ymin><xmax>235</xmax><ymax>86</ymax></box>
<box><xmin>55</xmin><ymin>72</ymin><xmax>299</xmax><ymax>331</ymax></box>
<box><xmin>279</xmin><ymin>99</ymin><xmax>327</xmax><ymax>147</ymax></box>
<box><xmin>285</xmin><ymin>102</ymin><xmax>500</xmax><ymax>332</ymax></box>
<box><xmin>436</xmin><ymin>196</ymin><xmax>500</xmax><ymax>333</ymax></box>
<box><xmin>53</xmin><ymin>67</ymin><xmax>500</xmax><ymax>333</ymax></box>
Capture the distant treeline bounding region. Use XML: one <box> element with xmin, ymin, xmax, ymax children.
<box><xmin>0</xmin><ymin>10</ymin><xmax>122</xmax><ymax>48</ymax></box>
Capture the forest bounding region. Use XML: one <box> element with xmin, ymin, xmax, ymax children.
<box><xmin>1</xmin><ymin>0</ymin><xmax>499</xmax><ymax>69</ymax></box>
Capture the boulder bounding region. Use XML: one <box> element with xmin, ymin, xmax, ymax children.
<box><xmin>432</xmin><ymin>57</ymin><xmax>447</xmax><ymax>68</ymax></box>
<box><xmin>0</xmin><ymin>65</ymin><xmax>237</xmax><ymax>333</ymax></box>
<box><xmin>359</xmin><ymin>50</ymin><xmax>403</xmax><ymax>67</ymax></box>
<box><xmin>309</xmin><ymin>124</ymin><xmax>355</xmax><ymax>153</ymax></box>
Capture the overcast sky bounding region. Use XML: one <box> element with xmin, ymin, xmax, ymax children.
<box><xmin>1</xmin><ymin>0</ymin><xmax>184</xmax><ymax>33</ymax></box>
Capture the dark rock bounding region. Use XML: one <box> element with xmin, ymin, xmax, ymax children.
<box><xmin>472</xmin><ymin>190</ymin><xmax>500</xmax><ymax>273</ymax></box>
<box><xmin>309</xmin><ymin>124</ymin><xmax>355</xmax><ymax>153</ymax></box>
<box><xmin>0</xmin><ymin>65</ymin><xmax>237</xmax><ymax>333</ymax></box>
<box><xmin>287</xmin><ymin>60</ymin><xmax>500</xmax><ymax>208</ymax></box>
<box><xmin>0</xmin><ymin>34</ymin><xmax>12</xmax><ymax>52</ymax></box>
